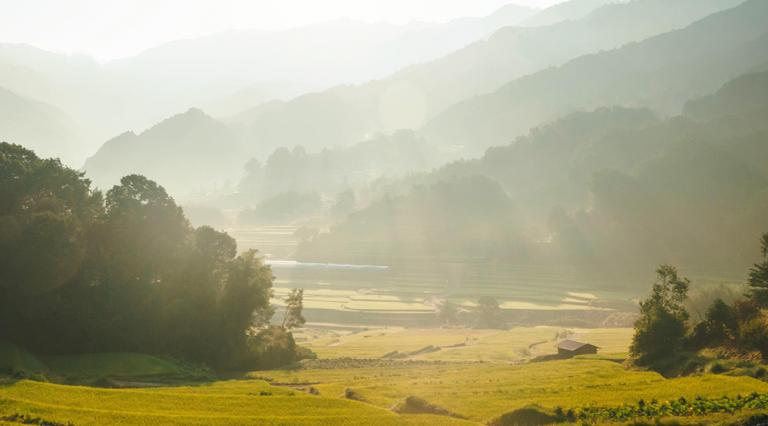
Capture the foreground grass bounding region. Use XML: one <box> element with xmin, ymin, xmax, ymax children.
<box><xmin>2</xmin><ymin>329</ymin><xmax>764</xmax><ymax>425</ymax></box>
<box><xmin>259</xmin><ymin>358</ymin><xmax>768</xmax><ymax>423</ymax></box>
<box><xmin>43</xmin><ymin>353</ymin><xmax>200</xmax><ymax>379</ymax></box>
<box><xmin>0</xmin><ymin>379</ymin><xmax>476</xmax><ymax>425</ymax></box>
<box><xmin>3</xmin><ymin>357</ymin><xmax>768</xmax><ymax>424</ymax></box>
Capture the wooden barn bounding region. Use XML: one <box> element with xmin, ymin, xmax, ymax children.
<box><xmin>557</xmin><ymin>340</ymin><xmax>598</xmax><ymax>357</ymax></box>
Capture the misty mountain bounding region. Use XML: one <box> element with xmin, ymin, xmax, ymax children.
<box><xmin>297</xmin><ymin>175</ymin><xmax>521</xmax><ymax>263</ymax></box>
<box><xmin>83</xmin><ymin>108</ymin><xmax>241</xmax><ymax>196</ymax></box>
<box><xmin>106</xmin><ymin>4</ymin><xmax>537</xmax><ymax>93</ymax></box>
<box><xmin>521</xmin><ymin>0</ymin><xmax>625</xmax><ymax>27</ymax></box>
<box><xmin>424</xmin><ymin>0</ymin><xmax>767</xmax><ymax>154</ymax></box>
<box><xmin>237</xmin><ymin>130</ymin><xmax>438</xmax><ymax>201</ymax></box>
<box><xmin>0</xmin><ymin>4</ymin><xmax>537</xmax><ymax>164</ymax></box>
<box><xmin>309</xmin><ymin>69</ymin><xmax>768</xmax><ymax>274</ymax></box>
<box><xmin>0</xmin><ymin>85</ymin><xmax>77</xmax><ymax>161</ymax></box>
<box><xmin>231</xmin><ymin>0</ymin><xmax>742</xmax><ymax>156</ymax></box>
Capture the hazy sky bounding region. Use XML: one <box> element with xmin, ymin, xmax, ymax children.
<box><xmin>0</xmin><ymin>0</ymin><xmax>565</xmax><ymax>61</ymax></box>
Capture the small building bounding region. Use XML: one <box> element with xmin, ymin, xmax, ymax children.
<box><xmin>557</xmin><ymin>340</ymin><xmax>598</xmax><ymax>357</ymax></box>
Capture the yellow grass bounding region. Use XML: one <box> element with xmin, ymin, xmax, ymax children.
<box><xmin>302</xmin><ymin>327</ymin><xmax>634</xmax><ymax>362</ymax></box>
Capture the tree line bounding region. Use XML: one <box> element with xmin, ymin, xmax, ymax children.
<box><xmin>630</xmin><ymin>232</ymin><xmax>768</xmax><ymax>373</ymax></box>
<box><xmin>0</xmin><ymin>142</ymin><xmax>309</xmax><ymax>369</ymax></box>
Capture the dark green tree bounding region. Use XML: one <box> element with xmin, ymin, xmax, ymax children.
<box><xmin>748</xmin><ymin>232</ymin><xmax>768</xmax><ymax>306</ymax></box>
<box><xmin>0</xmin><ymin>144</ymin><xmax>285</xmax><ymax>368</ymax></box>
<box><xmin>475</xmin><ymin>296</ymin><xmax>505</xmax><ymax>329</ymax></box>
<box><xmin>630</xmin><ymin>265</ymin><xmax>690</xmax><ymax>367</ymax></box>
<box><xmin>437</xmin><ymin>300</ymin><xmax>459</xmax><ymax>325</ymax></box>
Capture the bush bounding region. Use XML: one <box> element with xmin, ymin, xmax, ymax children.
<box><xmin>343</xmin><ymin>388</ymin><xmax>367</xmax><ymax>402</ymax></box>
<box><xmin>246</xmin><ymin>326</ymin><xmax>315</xmax><ymax>370</ymax></box>
<box><xmin>489</xmin><ymin>405</ymin><xmax>561</xmax><ymax>426</ymax></box>
<box><xmin>752</xmin><ymin>367</ymin><xmax>766</xmax><ymax>378</ymax></box>
<box><xmin>739</xmin><ymin>318</ymin><xmax>768</xmax><ymax>358</ymax></box>
<box><xmin>391</xmin><ymin>396</ymin><xmax>465</xmax><ymax>419</ymax></box>
<box><xmin>710</xmin><ymin>362</ymin><xmax>727</xmax><ymax>374</ymax></box>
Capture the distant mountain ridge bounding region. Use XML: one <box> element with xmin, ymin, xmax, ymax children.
<box><xmin>521</xmin><ymin>0</ymin><xmax>625</xmax><ymax>27</ymax></box>
<box><xmin>229</xmin><ymin>0</ymin><xmax>744</xmax><ymax>157</ymax></box>
<box><xmin>424</xmin><ymin>0</ymin><xmax>766</xmax><ymax>154</ymax></box>
<box><xmin>0</xmin><ymin>3</ymin><xmax>539</xmax><ymax>165</ymax></box>
<box><xmin>300</xmin><ymin>68</ymin><xmax>768</xmax><ymax>273</ymax></box>
<box><xmin>0</xmin><ymin>85</ymin><xmax>77</xmax><ymax>161</ymax></box>
<box><xmin>83</xmin><ymin>108</ymin><xmax>241</xmax><ymax>195</ymax></box>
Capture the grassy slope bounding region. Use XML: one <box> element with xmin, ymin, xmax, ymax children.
<box><xmin>260</xmin><ymin>359</ymin><xmax>768</xmax><ymax>423</ymax></box>
<box><xmin>43</xmin><ymin>353</ymin><xmax>193</xmax><ymax>378</ymax></box>
<box><xmin>0</xmin><ymin>342</ymin><xmax>46</xmax><ymax>374</ymax></box>
<box><xmin>0</xmin><ymin>340</ymin><xmax>201</xmax><ymax>380</ymax></box>
<box><xmin>0</xmin><ymin>379</ymin><xmax>476</xmax><ymax>425</ymax></box>
<box><xmin>13</xmin><ymin>360</ymin><xmax>759</xmax><ymax>425</ymax></box>
<box><xmin>1</xmin><ymin>330</ymin><xmax>767</xmax><ymax>424</ymax></box>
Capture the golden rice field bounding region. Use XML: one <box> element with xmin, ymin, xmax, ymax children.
<box><xmin>295</xmin><ymin>326</ymin><xmax>634</xmax><ymax>361</ymax></box>
<box><xmin>258</xmin><ymin>358</ymin><xmax>768</xmax><ymax>423</ymax></box>
<box><xmin>0</xmin><ymin>378</ymin><xmax>473</xmax><ymax>425</ymax></box>
<box><xmin>5</xmin><ymin>357</ymin><xmax>768</xmax><ymax>425</ymax></box>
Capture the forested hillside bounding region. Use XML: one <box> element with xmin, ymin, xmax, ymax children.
<box><xmin>231</xmin><ymin>0</ymin><xmax>739</xmax><ymax>155</ymax></box>
<box><xmin>83</xmin><ymin>108</ymin><xmax>242</xmax><ymax>194</ymax></box>
<box><xmin>300</xmin><ymin>69</ymin><xmax>768</xmax><ymax>276</ymax></box>
<box><xmin>0</xmin><ymin>85</ymin><xmax>76</xmax><ymax>160</ymax></box>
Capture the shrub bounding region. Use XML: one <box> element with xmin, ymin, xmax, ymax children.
<box><xmin>710</xmin><ymin>362</ymin><xmax>727</xmax><ymax>374</ymax></box>
<box><xmin>739</xmin><ymin>318</ymin><xmax>768</xmax><ymax>358</ymax></box>
<box><xmin>246</xmin><ymin>326</ymin><xmax>315</xmax><ymax>370</ymax></box>
<box><xmin>753</xmin><ymin>367</ymin><xmax>767</xmax><ymax>378</ymax></box>
<box><xmin>391</xmin><ymin>396</ymin><xmax>465</xmax><ymax>419</ymax></box>
<box><xmin>489</xmin><ymin>405</ymin><xmax>560</xmax><ymax>426</ymax></box>
<box><xmin>343</xmin><ymin>388</ymin><xmax>367</xmax><ymax>402</ymax></box>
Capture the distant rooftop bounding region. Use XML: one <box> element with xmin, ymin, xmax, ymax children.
<box><xmin>557</xmin><ymin>339</ymin><xmax>597</xmax><ymax>351</ymax></box>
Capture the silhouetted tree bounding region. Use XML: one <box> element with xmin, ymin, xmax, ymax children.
<box><xmin>475</xmin><ymin>296</ymin><xmax>505</xmax><ymax>329</ymax></box>
<box><xmin>282</xmin><ymin>288</ymin><xmax>306</xmax><ymax>330</ymax></box>
<box><xmin>0</xmin><ymin>143</ymin><xmax>289</xmax><ymax>369</ymax></box>
<box><xmin>437</xmin><ymin>300</ymin><xmax>459</xmax><ymax>325</ymax></box>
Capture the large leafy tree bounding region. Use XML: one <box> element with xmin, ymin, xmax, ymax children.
<box><xmin>0</xmin><ymin>143</ymin><xmax>278</xmax><ymax>368</ymax></box>
<box><xmin>631</xmin><ymin>265</ymin><xmax>690</xmax><ymax>367</ymax></box>
<box><xmin>437</xmin><ymin>300</ymin><xmax>460</xmax><ymax>325</ymax></box>
<box><xmin>475</xmin><ymin>296</ymin><xmax>506</xmax><ymax>329</ymax></box>
<box><xmin>0</xmin><ymin>143</ymin><xmax>100</xmax><ymax>297</ymax></box>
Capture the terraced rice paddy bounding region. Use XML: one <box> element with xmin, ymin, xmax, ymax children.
<box><xmin>0</xmin><ymin>379</ymin><xmax>474</xmax><ymax>425</ymax></box>
<box><xmin>4</xmin><ymin>355</ymin><xmax>768</xmax><ymax>425</ymax></box>
<box><xmin>3</xmin><ymin>328</ymin><xmax>767</xmax><ymax>425</ymax></box>
<box><xmin>258</xmin><ymin>359</ymin><xmax>768</xmax><ymax>423</ymax></box>
<box><xmin>295</xmin><ymin>326</ymin><xmax>633</xmax><ymax>361</ymax></box>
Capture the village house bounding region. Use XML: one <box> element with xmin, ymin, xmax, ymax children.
<box><xmin>557</xmin><ymin>340</ymin><xmax>598</xmax><ymax>358</ymax></box>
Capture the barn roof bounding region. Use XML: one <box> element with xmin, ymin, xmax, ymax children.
<box><xmin>557</xmin><ymin>339</ymin><xmax>597</xmax><ymax>351</ymax></box>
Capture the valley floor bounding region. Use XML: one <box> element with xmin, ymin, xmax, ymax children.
<box><xmin>3</xmin><ymin>327</ymin><xmax>768</xmax><ymax>425</ymax></box>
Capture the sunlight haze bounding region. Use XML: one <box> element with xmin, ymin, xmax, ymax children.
<box><xmin>0</xmin><ymin>0</ymin><xmax>566</xmax><ymax>60</ymax></box>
